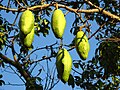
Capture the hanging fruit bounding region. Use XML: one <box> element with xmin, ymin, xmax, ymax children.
<box><xmin>75</xmin><ymin>30</ymin><xmax>90</xmax><ymax>60</ymax></box>
<box><xmin>20</xmin><ymin>27</ymin><xmax>34</xmax><ymax>48</ymax></box>
<box><xmin>56</xmin><ymin>48</ymin><xmax>72</xmax><ymax>83</ymax></box>
<box><xmin>23</xmin><ymin>27</ymin><xmax>34</xmax><ymax>48</ymax></box>
<box><xmin>51</xmin><ymin>9</ymin><xmax>66</xmax><ymax>39</ymax></box>
<box><xmin>19</xmin><ymin>10</ymin><xmax>34</xmax><ymax>35</ymax></box>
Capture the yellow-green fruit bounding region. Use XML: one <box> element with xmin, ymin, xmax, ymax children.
<box><xmin>56</xmin><ymin>48</ymin><xmax>72</xmax><ymax>83</ymax></box>
<box><xmin>23</xmin><ymin>27</ymin><xmax>34</xmax><ymax>48</ymax></box>
<box><xmin>51</xmin><ymin>9</ymin><xmax>66</xmax><ymax>39</ymax></box>
<box><xmin>75</xmin><ymin>31</ymin><xmax>90</xmax><ymax>60</ymax></box>
<box><xmin>19</xmin><ymin>10</ymin><xmax>34</xmax><ymax>35</ymax></box>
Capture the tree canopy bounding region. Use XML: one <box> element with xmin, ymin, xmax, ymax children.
<box><xmin>0</xmin><ymin>0</ymin><xmax>120</xmax><ymax>90</ymax></box>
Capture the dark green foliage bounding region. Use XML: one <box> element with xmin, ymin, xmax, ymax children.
<box><xmin>98</xmin><ymin>41</ymin><xmax>120</xmax><ymax>76</ymax></box>
<box><xmin>68</xmin><ymin>74</ymin><xmax>75</xmax><ymax>88</ymax></box>
<box><xmin>0</xmin><ymin>74</ymin><xmax>5</xmax><ymax>86</ymax></box>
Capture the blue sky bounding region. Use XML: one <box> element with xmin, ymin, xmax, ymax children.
<box><xmin>0</xmin><ymin>1</ymin><xmax>99</xmax><ymax>90</ymax></box>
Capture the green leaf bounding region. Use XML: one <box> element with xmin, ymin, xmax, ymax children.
<box><xmin>0</xmin><ymin>75</ymin><xmax>3</xmax><ymax>78</ymax></box>
<box><xmin>0</xmin><ymin>60</ymin><xmax>4</xmax><ymax>68</ymax></box>
<box><xmin>0</xmin><ymin>80</ymin><xmax>5</xmax><ymax>86</ymax></box>
<box><xmin>68</xmin><ymin>74</ymin><xmax>75</xmax><ymax>88</ymax></box>
<box><xmin>36</xmin><ymin>77</ymin><xmax>42</xmax><ymax>82</ymax></box>
<box><xmin>74</xmin><ymin>76</ymin><xmax>83</xmax><ymax>86</ymax></box>
<box><xmin>73</xmin><ymin>63</ymin><xmax>79</xmax><ymax>68</ymax></box>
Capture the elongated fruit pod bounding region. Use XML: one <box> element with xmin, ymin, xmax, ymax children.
<box><xmin>51</xmin><ymin>9</ymin><xmax>66</xmax><ymax>39</ymax></box>
<box><xmin>19</xmin><ymin>10</ymin><xmax>34</xmax><ymax>35</ymax></box>
<box><xmin>23</xmin><ymin>27</ymin><xmax>34</xmax><ymax>48</ymax></box>
<box><xmin>56</xmin><ymin>48</ymin><xmax>72</xmax><ymax>83</ymax></box>
<box><xmin>75</xmin><ymin>31</ymin><xmax>90</xmax><ymax>60</ymax></box>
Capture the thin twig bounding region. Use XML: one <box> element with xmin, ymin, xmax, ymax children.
<box><xmin>5</xmin><ymin>83</ymin><xmax>25</xmax><ymax>86</ymax></box>
<box><xmin>100</xmin><ymin>38</ymin><xmax>120</xmax><ymax>42</ymax></box>
<box><xmin>29</xmin><ymin>62</ymin><xmax>38</xmax><ymax>74</ymax></box>
<box><xmin>64</xmin><ymin>11</ymin><xmax>69</xmax><ymax>16</ymax></box>
<box><xmin>88</xmin><ymin>22</ymin><xmax>106</xmax><ymax>40</ymax></box>
<box><xmin>12</xmin><ymin>12</ymin><xmax>20</xmax><ymax>26</ymax></box>
<box><xmin>50</xmin><ymin>64</ymin><xmax>56</xmax><ymax>89</ymax></box>
<box><xmin>30</xmin><ymin>55</ymin><xmax>55</xmax><ymax>64</ymax></box>
<box><xmin>49</xmin><ymin>80</ymin><xmax>59</xmax><ymax>90</ymax></box>
<box><xmin>22</xmin><ymin>0</ymin><xmax>28</xmax><ymax>6</ymax></box>
<box><xmin>72</xmin><ymin>68</ymin><xmax>82</xmax><ymax>75</ymax></box>
<box><xmin>9</xmin><ymin>65</ymin><xmax>25</xmax><ymax>83</ymax></box>
<box><xmin>11</xmin><ymin>38</ymin><xmax>17</xmax><ymax>62</ymax></box>
<box><xmin>45</xmin><ymin>59</ymin><xmax>51</xmax><ymax>90</ymax></box>
<box><xmin>7</xmin><ymin>0</ymin><xmax>10</xmax><ymax>8</ymax></box>
<box><xmin>25</xmin><ymin>42</ymin><xmax>57</xmax><ymax>60</ymax></box>
<box><xmin>15</xmin><ymin>0</ymin><xmax>24</xmax><ymax>7</ymax></box>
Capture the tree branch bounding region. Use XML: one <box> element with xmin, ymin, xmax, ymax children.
<box><xmin>84</xmin><ymin>0</ymin><xmax>120</xmax><ymax>21</ymax></box>
<box><xmin>9</xmin><ymin>65</ymin><xmax>25</xmax><ymax>83</ymax></box>
<box><xmin>0</xmin><ymin>2</ymin><xmax>119</xmax><ymax>21</ymax></box>
<box><xmin>100</xmin><ymin>38</ymin><xmax>120</xmax><ymax>42</ymax></box>
<box><xmin>0</xmin><ymin>53</ymin><xmax>16</xmax><ymax>66</ymax></box>
<box><xmin>0</xmin><ymin>53</ymin><xmax>31</xmax><ymax>82</ymax></box>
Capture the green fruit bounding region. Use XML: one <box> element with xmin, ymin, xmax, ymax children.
<box><xmin>51</xmin><ymin>9</ymin><xmax>66</xmax><ymax>39</ymax></box>
<box><xmin>19</xmin><ymin>10</ymin><xmax>34</xmax><ymax>35</ymax></box>
<box><xmin>75</xmin><ymin>31</ymin><xmax>90</xmax><ymax>60</ymax></box>
<box><xmin>23</xmin><ymin>27</ymin><xmax>34</xmax><ymax>48</ymax></box>
<box><xmin>56</xmin><ymin>48</ymin><xmax>72</xmax><ymax>83</ymax></box>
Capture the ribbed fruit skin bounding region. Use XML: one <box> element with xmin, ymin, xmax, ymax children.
<box><xmin>19</xmin><ymin>10</ymin><xmax>34</xmax><ymax>35</ymax></box>
<box><xmin>75</xmin><ymin>31</ymin><xmax>90</xmax><ymax>60</ymax></box>
<box><xmin>51</xmin><ymin>9</ymin><xmax>66</xmax><ymax>39</ymax></box>
<box><xmin>23</xmin><ymin>27</ymin><xmax>34</xmax><ymax>48</ymax></box>
<box><xmin>56</xmin><ymin>48</ymin><xmax>72</xmax><ymax>83</ymax></box>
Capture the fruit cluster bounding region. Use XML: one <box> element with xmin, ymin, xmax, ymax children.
<box><xmin>19</xmin><ymin>10</ymin><xmax>34</xmax><ymax>48</ymax></box>
<box><xmin>51</xmin><ymin>8</ymin><xmax>90</xmax><ymax>83</ymax></box>
<box><xmin>19</xmin><ymin>8</ymin><xmax>90</xmax><ymax>83</ymax></box>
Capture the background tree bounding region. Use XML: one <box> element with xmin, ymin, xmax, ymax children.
<box><xmin>0</xmin><ymin>0</ymin><xmax>120</xmax><ymax>90</ymax></box>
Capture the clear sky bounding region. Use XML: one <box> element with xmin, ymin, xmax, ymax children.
<box><xmin>0</xmin><ymin>1</ymin><xmax>99</xmax><ymax>90</ymax></box>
